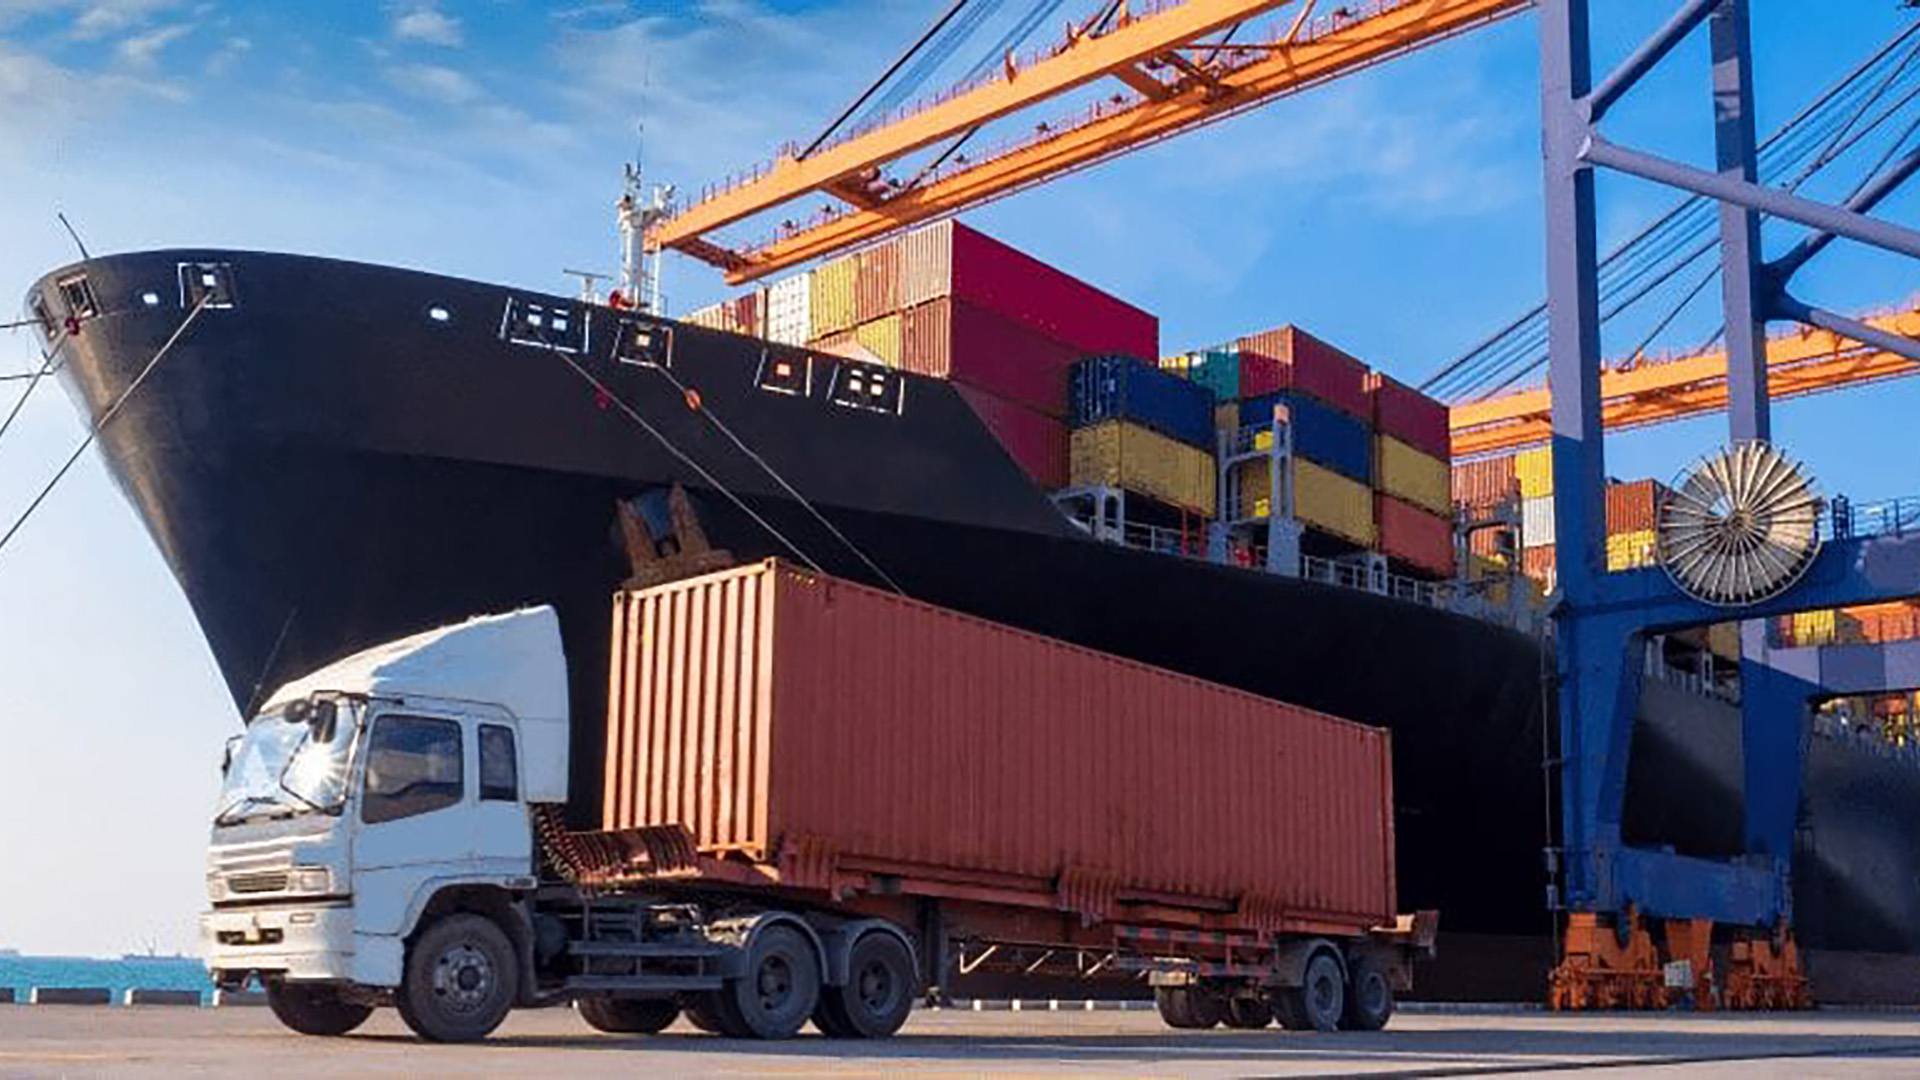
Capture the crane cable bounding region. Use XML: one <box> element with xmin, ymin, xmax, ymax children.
<box><xmin>649</xmin><ymin>358</ymin><xmax>906</xmax><ymax>595</ymax></box>
<box><xmin>803</xmin><ymin>0</ymin><xmax>980</xmax><ymax>158</ymax></box>
<box><xmin>0</xmin><ymin>293</ymin><xmax>211</xmax><ymax>565</ymax></box>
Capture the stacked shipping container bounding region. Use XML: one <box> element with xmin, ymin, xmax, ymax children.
<box><xmin>1068</xmin><ymin>355</ymin><xmax>1217</xmax><ymax>515</ymax></box>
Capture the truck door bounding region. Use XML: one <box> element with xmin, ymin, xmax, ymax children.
<box><xmin>351</xmin><ymin>710</ymin><xmax>473</xmax><ymax>936</ymax></box>
<box><xmin>472</xmin><ymin>721</ymin><xmax>533</xmax><ymax>872</ymax></box>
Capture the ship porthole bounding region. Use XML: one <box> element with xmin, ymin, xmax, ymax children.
<box><xmin>140</xmin><ymin>291</ymin><xmax>161</xmax><ymax>307</ymax></box>
<box><xmin>427</xmin><ymin>305</ymin><xmax>452</xmax><ymax>324</ymax></box>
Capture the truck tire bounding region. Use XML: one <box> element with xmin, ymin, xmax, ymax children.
<box><xmin>578</xmin><ymin>996</ymin><xmax>680</xmax><ymax>1034</ymax></box>
<box><xmin>395</xmin><ymin>913</ymin><xmax>520</xmax><ymax>1043</ymax></box>
<box><xmin>266</xmin><ymin>982</ymin><xmax>373</xmax><ymax>1036</ymax></box>
<box><xmin>1340</xmin><ymin>958</ymin><xmax>1394</xmax><ymax>1031</ymax></box>
<box><xmin>1224</xmin><ymin>995</ymin><xmax>1273</xmax><ymax>1029</ymax></box>
<box><xmin>1154</xmin><ymin>986</ymin><xmax>1223</xmax><ymax>1029</ymax></box>
<box><xmin>716</xmin><ymin>924</ymin><xmax>820</xmax><ymax>1040</ymax></box>
<box><xmin>682</xmin><ymin>992</ymin><xmax>731</xmax><ymax>1035</ymax></box>
<box><xmin>813</xmin><ymin>932</ymin><xmax>914</xmax><ymax>1039</ymax></box>
<box><xmin>1272</xmin><ymin>951</ymin><xmax>1344</xmax><ymax>1033</ymax></box>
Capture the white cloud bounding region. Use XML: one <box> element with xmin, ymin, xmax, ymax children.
<box><xmin>69</xmin><ymin>0</ymin><xmax>178</xmax><ymax>40</ymax></box>
<box><xmin>204</xmin><ymin>35</ymin><xmax>249</xmax><ymax>76</ymax></box>
<box><xmin>384</xmin><ymin>62</ymin><xmax>481</xmax><ymax>105</ymax></box>
<box><xmin>115</xmin><ymin>21</ymin><xmax>191</xmax><ymax>67</ymax></box>
<box><xmin>393</xmin><ymin>6</ymin><xmax>462</xmax><ymax>47</ymax></box>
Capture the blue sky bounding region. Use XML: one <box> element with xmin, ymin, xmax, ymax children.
<box><xmin>0</xmin><ymin>2</ymin><xmax>1915</xmax><ymax>956</ymax></box>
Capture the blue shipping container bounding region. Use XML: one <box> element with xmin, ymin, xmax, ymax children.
<box><xmin>1241</xmin><ymin>391</ymin><xmax>1373</xmax><ymax>484</ymax></box>
<box><xmin>1071</xmin><ymin>356</ymin><xmax>1216</xmax><ymax>450</ymax></box>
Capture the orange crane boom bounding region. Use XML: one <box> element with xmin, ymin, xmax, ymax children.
<box><xmin>1448</xmin><ymin>299</ymin><xmax>1920</xmax><ymax>457</ymax></box>
<box><xmin>654</xmin><ymin>0</ymin><xmax>1532</xmax><ymax>283</ymax></box>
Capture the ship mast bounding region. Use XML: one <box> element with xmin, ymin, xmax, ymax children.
<box><xmin>618</xmin><ymin>163</ymin><xmax>673</xmax><ymax>315</ymax></box>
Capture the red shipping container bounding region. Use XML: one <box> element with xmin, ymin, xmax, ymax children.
<box><xmin>603</xmin><ymin>560</ymin><xmax>1397</xmax><ymax>925</ymax></box>
<box><xmin>1368</xmin><ymin>373</ymin><xmax>1450</xmax><ymax>461</ymax></box>
<box><xmin>1376</xmin><ymin>494</ymin><xmax>1455</xmax><ymax>579</ymax></box>
<box><xmin>854</xmin><ymin>241</ymin><xmax>901</xmax><ymax>326</ymax></box>
<box><xmin>953</xmin><ymin>383</ymin><xmax>1069</xmax><ymax>489</ymax></box>
<box><xmin>1522</xmin><ymin>544</ymin><xmax>1557</xmax><ymax>583</ymax></box>
<box><xmin>898</xmin><ymin>220</ymin><xmax>1158</xmax><ymax>359</ymax></box>
<box><xmin>1452</xmin><ymin>456</ymin><xmax>1518</xmax><ymax>509</ymax></box>
<box><xmin>901</xmin><ymin>298</ymin><xmax>1078</xmax><ymax>418</ymax></box>
<box><xmin>1239</xmin><ymin>351</ymin><xmax>1286</xmax><ymax>398</ymax></box>
<box><xmin>1605</xmin><ymin>478</ymin><xmax>1668</xmax><ymax>535</ymax></box>
<box><xmin>1237</xmin><ymin>325</ymin><xmax>1371</xmax><ymax>419</ymax></box>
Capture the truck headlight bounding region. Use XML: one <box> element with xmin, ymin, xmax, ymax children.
<box><xmin>206</xmin><ymin>872</ymin><xmax>228</xmax><ymax>903</ymax></box>
<box><xmin>289</xmin><ymin>867</ymin><xmax>334</xmax><ymax>894</ymax></box>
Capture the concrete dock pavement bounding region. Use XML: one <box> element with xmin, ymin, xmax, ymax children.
<box><xmin>5</xmin><ymin>1005</ymin><xmax>1920</xmax><ymax>1077</ymax></box>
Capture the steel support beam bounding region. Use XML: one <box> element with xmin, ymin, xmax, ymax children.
<box><xmin>1710</xmin><ymin>0</ymin><xmax>1770</xmax><ymax>443</ymax></box>
<box><xmin>1587</xmin><ymin>0</ymin><xmax>1720</xmax><ymax>124</ymax></box>
<box><xmin>1775</xmin><ymin>295</ymin><xmax>1920</xmax><ymax>366</ymax></box>
<box><xmin>1771</xmin><ymin>146</ymin><xmax>1920</xmax><ymax>282</ymax></box>
<box><xmin>1584</xmin><ymin>137</ymin><xmax>1920</xmax><ymax>261</ymax></box>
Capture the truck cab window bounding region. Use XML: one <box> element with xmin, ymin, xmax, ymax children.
<box><xmin>363</xmin><ymin>716</ymin><xmax>463</xmax><ymax>824</ymax></box>
<box><xmin>479</xmin><ymin>724</ymin><xmax>518</xmax><ymax>802</ymax></box>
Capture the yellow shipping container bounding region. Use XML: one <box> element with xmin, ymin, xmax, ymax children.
<box><xmin>1707</xmin><ymin>622</ymin><xmax>1741</xmax><ymax>662</ymax></box>
<box><xmin>1515</xmin><ymin>446</ymin><xmax>1553</xmax><ymax>498</ymax></box>
<box><xmin>1376</xmin><ymin>435</ymin><xmax>1451</xmax><ymax>516</ymax></box>
<box><xmin>809</xmin><ymin>255</ymin><xmax>858</xmax><ymax>339</ymax></box>
<box><xmin>1605</xmin><ymin>529</ymin><xmax>1657</xmax><ymax>571</ymax></box>
<box><xmin>852</xmin><ymin>314</ymin><xmax>902</xmax><ymax>368</ymax></box>
<box><xmin>1792</xmin><ymin>609</ymin><xmax>1838</xmax><ymax>645</ymax></box>
<box><xmin>1070</xmin><ymin>421</ymin><xmax>1217</xmax><ymax>516</ymax></box>
<box><xmin>1160</xmin><ymin>354</ymin><xmax>1193</xmax><ymax>378</ymax></box>
<box><xmin>1296</xmin><ymin>458</ymin><xmax>1376</xmax><ymax>547</ymax></box>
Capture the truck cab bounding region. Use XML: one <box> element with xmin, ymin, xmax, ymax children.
<box><xmin>203</xmin><ymin>608</ymin><xmax>569</xmax><ymax>1040</ymax></box>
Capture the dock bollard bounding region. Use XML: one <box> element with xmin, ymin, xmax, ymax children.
<box><xmin>28</xmin><ymin>988</ymin><xmax>113</xmax><ymax>1006</ymax></box>
<box><xmin>123</xmin><ymin>989</ymin><xmax>204</xmax><ymax>1006</ymax></box>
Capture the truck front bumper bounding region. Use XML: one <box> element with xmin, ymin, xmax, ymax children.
<box><xmin>201</xmin><ymin>903</ymin><xmax>357</xmax><ymax>984</ymax></box>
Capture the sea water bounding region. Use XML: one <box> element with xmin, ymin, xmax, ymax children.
<box><xmin>0</xmin><ymin>955</ymin><xmax>213</xmax><ymax>1004</ymax></box>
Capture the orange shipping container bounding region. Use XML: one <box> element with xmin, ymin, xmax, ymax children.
<box><xmin>1452</xmin><ymin>456</ymin><xmax>1518</xmax><ymax>509</ymax></box>
<box><xmin>1606</xmin><ymin>479</ymin><xmax>1668</xmax><ymax>535</ymax></box>
<box><xmin>1376</xmin><ymin>494</ymin><xmax>1455</xmax><ymax>579</ymax></box>
<box><xmin>603</xmin><ymin>560</ymin><xmax>1397</xmax><ymax>925</ymax></box>
<box><xmin>854</xmin><ymin>242</ymin><xmax>902</xmax><ymax>326</ymax></box>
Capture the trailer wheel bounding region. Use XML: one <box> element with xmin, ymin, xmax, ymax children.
<box><xmin>266</xmin><ymin>982</ymin><xmax>373</xmax><ymax>1037</ymax></box>
<box><xmin>814</xmin><ymin>932</ymin><xmax>914</xmax><ymax>1039</ymax></box>
<box><xmin>578</xmin><ymin>996</ymin><xmax>681</xmax><ymax>1034</ymax></box>
<box><xmin>1273</xmin><ymin>951</ymin><xmax>1344</xmax><ymax>1033</ymax></box>
<box><xmin>718</xmin><ymin>925</ymin><xmax>820</xmax><ymax>1039</ymax></box>
<box><xmin>1340</xmin><ymin>958</ymin><xmax>1394</xmax><ymax>1031</ymax></box>
<box><xmin>1223</xmin><ymin>995</ymin><xmax>1273</xmax><ymax>1029</ymax></box>
<box><xmin>395</xmin><ymin>913</ymin><xmax>519</xmax><ymax>1043</ymax></box>
<box><xmin>1154</xmin><ymin>986</ymin><xmax>1223</xmax><ymax>1029</ymax></box>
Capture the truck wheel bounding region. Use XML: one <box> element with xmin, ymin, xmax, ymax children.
<box><xmin>718</xmin><ymin>925</ymin><xmax>820</xmax><ymax>1039</ymax></box>
<box><xmin>266</xmin><ymin>982</ymin><xmax>373</xmax><ymax>1036</ymax></box>
<box><xmin>1154</xmin><ymin>986</ymin><xmax>1223</xmax><ymax>1029</ymax></box>
<box><xmin>395</xmin><ymin>913</ymin><xmax>519</xmax><ymax>1043</ymax></box>
<box><xmin>1273</xmin><ymin>951</ymin><xmax>1345</xmax><ymax>1033</ymax></box>
<box><xmin>814</xmin><ymin>933</ymin><xmax>914</xmax><ymax>1039</ymax></box>
<box><xmin>578</xmin><ymin>996</ymin><xmax>680</xmax><ymax>1034</ymax></box>
<box><xmin>682</xmin><ymin>992</ymin><xmax>731</xmax><ymax>1035</ymax></box>
<box><xmin>1224</xmin><ymin>995</ymin><xmax>1273</xmax><ymax>1029</ymax></box>
<box><xmin>1340</xmin><ymin>958</ymin><xmax>1394</xmax><ymax>1031</ymax></box>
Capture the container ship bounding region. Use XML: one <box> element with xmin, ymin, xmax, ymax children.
<box><xmin>25</xmin><ymin>218</ymin><xmax>1920</xmax><ymax>1002</ymax></box>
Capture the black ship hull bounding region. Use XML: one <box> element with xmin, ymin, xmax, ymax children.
<box><xmin>29</xmin><ymin>250</ymin><xmax>1920</xmax><ymax>1000</ymax></box>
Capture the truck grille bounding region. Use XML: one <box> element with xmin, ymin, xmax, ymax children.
<box><xmin>226</xmin><ymin>871</ymin><xmax>289</xmax><ymax>895</ymax></box>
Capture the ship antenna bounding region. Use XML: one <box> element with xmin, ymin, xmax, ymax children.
<box><xmin>618</xmin><ymin>65</ymin><xmax>673</xmax><ymax>316</ymax></box>
<box><xmin>55</xmin><ymin>211</ymin><xmax>90</xmax><ymax>261</ymax></box>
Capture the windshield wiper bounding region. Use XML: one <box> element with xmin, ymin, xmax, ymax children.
<box><xmin>215</xmin><ymin>796</ymin><xmax>297</xmax><ymax>827</ymax></box>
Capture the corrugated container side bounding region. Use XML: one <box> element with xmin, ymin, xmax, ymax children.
<box><xmin>954</xmin><ymin>384</ymin><xmax>1069</xmax><ymax>489</ymax></box>
<box><xmin>1521</xmin><ymin>494</ymin><xmax>1556</xmax><ymax>548</ymax></box>
<box><xmin>1367</xmin><ymin>373</ymin><xmax>1450</xmax><ymax>461</ymax></box>
<box><xmin>1239</xmin><ymin>352</ymin><xmax>1285</xmax><ymax>398</ymax></box>
<box><xmin>898</xmin><ymin>218</ymin><xmax>955</xmax><ymax>309</ymax></box>
<box><xmin>767</xmin><ymin>273</ymin><xmax>812</xmax><ymax>345</ymax></box>
<box><xmin>685</xmin><ymin>302</ymin><xmax>726</xmax><ymax>331</ymax></box>
<box><xmin>1069</xmin><ymin>421</ymin><xmax>1216</xmax><ymax>515</ymax></box>
<box><xmin>1376</xmin><ymin>494</ymin><xmax>1455</xmax><ymax>578</ymax></box>
<box><xmin>854</xmin><ymin>242</ymin><xmax>902</xmax><ymax>326</ymax></box>
<box><xmin>948</xmin><ymin>223</ymin><xmax>1159</xmax><ymax>358</ymax></box>
<box><xmin>1521</xmin><ymin>544</ymin><xmax>1557</xmax><ymax>589</ymax></box>
<box><xmin>1294</xmin><ymin>459</ymin><xmax>1375</xmax><ymax>546</ymax></box>
<box><xmin>1605</xmin><ymin>529</ymin><xmax>1657</xmax><ymax>572</ymax></box>
<box><xmin>1070</xmin><ymin>356</ymin><xmax>1216</xmax><ymax>450</ymax></box>
<box><xmin>899</xmin><ymin>298</ymin><xmax>1077</xmax><ymax>418</ymax></box>
<box><xmin>605</xmin><ymin>561</ymin><xmax>1395</xmax><ymax>923</ymax></box>
<box><xmin>1376</xmin><ymin>435</ymin><xmax>1450</xmax><ymax>516</ymax></box>
<box><xmin>1515</xmin><ymin>447</ymin><xmax>1553</xmax><ymax>499</ymax></box>
<box><xmin>1187</xmin><ymin>349</ymin><xmax>1241</xmax><ymax>402</ymax></box>
<box><xmin>1606</xmin><ymin>479</ymin><xmax>1667</xmax><ymax>535</ymax></box>
<box><xmin>1469</xmin><ymin>528</ymin><xmax>1515</xmax><ymax>561</ymax></box>
<box><xmin>1241</xmin><ymin>391</ymin><xmax>1371</xmax><ymax>484</ymax></box>
<box><xmin>852</xmin><ymin>313</ymin><xmax>903</xmax><ymax>368</ymax></box>
<box><xmin>809</xmin><ymin>255</ymin><xmax>858</xmax><ymax>339</ymax></box>
<box><xmin>1452</xmin><ymin>456</ymin><xmax>1518</xmax><ymax>509</ymax></box>
<box><xmin>809</xmin><ymin>330</ymin><xmax>885</xmax><ymax>365</ymax></box>
<box><xmin>1237</xmin><ymin>326</ymin><xmax>1371</xmax><ymax>419</ymax></box>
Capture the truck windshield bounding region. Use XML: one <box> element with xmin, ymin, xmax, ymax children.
<box><xmin>215</xmin><ymin>703</ymin><xmax>358</xmax><ymax>825</ymax></box>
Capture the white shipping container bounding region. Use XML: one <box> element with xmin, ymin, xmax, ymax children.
<box><xmin>1522</xmin><ymin>494</ymin><xmax>1556</xmax><ymax>548</ymax></box>
<box><xmin>767</xmin><ymin>272</ymin><xmax>812</xmax><ymax>346</ymax></box>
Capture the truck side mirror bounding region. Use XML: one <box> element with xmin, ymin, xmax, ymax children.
<box><xmin>221</xmin><ymin>734</ymin><xmax>243</xmax><ymax>777</ymax></box>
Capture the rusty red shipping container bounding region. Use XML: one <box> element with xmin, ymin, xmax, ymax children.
<box><xmin>1522</xmin><ymin>544</ymin><xmax>1557</xmax><ymax>582</ymax></box>
<box><xmin>1238</xmin><ymin>352</ymin><xmax>1286</xmax><ymax>398</ymax></box>
<box><xmin>1367</xmin><ymin>373</ymin><xmax>1450</xmax><ymax>461</ymax></box>
<box><xmin>1451</xmin><ymin>456</ymin><xmax>1518</xmax><ymax>509</ymax></box>
<box><xmin>901</xmin><ymin>297</ymin><xmax>1080</xmax><ymax>418</ymax></box>
<box><xmin>1375</xmin><ymin>494</ymin><xmax>1455</xmax><ymax>579</ymax></box>
<box><xmin>853</xmin><ymin>242</ymin><xmax>901</xmax><ymax>327</ymax></box>
<box><xmin>603</xmin><ymin>560</ymin><xmax>1397</xmax><ymax>926</ymax></box>
<box><xmin>953</xmin><ymin>383</ymin><xmax>1069</xmax><ymax>489</ymax></box>
<box><xmin>898</xmin><ymin>220</ymin><xmax>1158</xmax><ymax>359</ymax></box>
<box><xmin>1606</xmin><ymin>478</ymin><xmax>1668</xmax><ymax>535</ymax></box>
<box><xmin>1236</xmin><ymin>326</ymin><xmax>1371</xmax><ymax>419</ymax></box>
